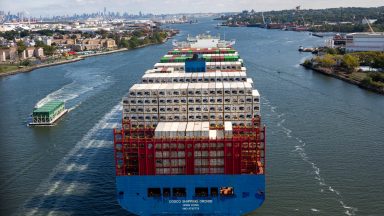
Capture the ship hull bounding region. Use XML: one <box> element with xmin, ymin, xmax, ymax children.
<box><xmin>116</xmin><ymin>175</ymin><xmax>265</xmax><ymax>216</ymax></box>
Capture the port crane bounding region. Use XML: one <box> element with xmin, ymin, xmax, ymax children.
<box><xmin>364</xmin><ymin>17</ymin><xmax>375</xmax><ymax>33</ymax></box>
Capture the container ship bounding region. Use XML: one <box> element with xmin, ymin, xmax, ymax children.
<box><xmin>113</xmin><ymin>34</ymin><xmax>266</xmax><ymax>215</ymax></box>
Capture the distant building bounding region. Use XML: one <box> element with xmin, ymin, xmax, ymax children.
<box><xmin>52</xmin><ymin>38</ymin><xmax>75</xmax><ymax>45</ymax></box>
<box><xmin>26</xmin><ymin>47</ymin><xmax>35</xmax><ymax>58</ymax></box>
<box><xmin>0</xmin><ymin>47</ymin><xmax>18</xmax><ymax>61</ymax></box>
<box><xmin>0</xmin><ymin>50</ymin><xmax>6</xmax><ymax>62</ymax></box>
<box><xmin>34</xmin><ymin>47</ymin><xmax>44</xmax><ymax>57</ymax></box>
<box><xmin>43</xmin><ymin>37</ymin><xmax>52</xmax><ymax>46</ymax></box>
<box><xmin>346</xmin><ymin>32</ymin><xmax>384</xmax><ymax>52</ymax></box>
<box><xmin>101</xmin><ymin>39</ymin><xmax>117</xmax><ymax>48</ymax></box>
<box><xmin>20</xmin><ymin>50</ymin><xmax>27</xmax><ymax>59</ymax></box>
<box><xmin>74</xmin><ymin>38</ymin><xmax>117</xmax><ymax>51</ymax></box>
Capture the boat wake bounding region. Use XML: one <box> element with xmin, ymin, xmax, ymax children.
<box><xmin>19</xmin><ymin>104</ymin><xmax>122</xmax><ymax>216</ymax></box>
<box><xmin>262</xmin><ymin>97</ymin><xmax>358</xmax><ymax>216</ymax></box>
<box><xmin>35</xmin><ymin>70</ymin><xmax>112</xmax><ymax>112</ymax></box>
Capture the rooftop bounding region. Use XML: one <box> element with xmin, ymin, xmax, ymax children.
<box><xmin>33</xmin><ymin>100</ymin><xmax>64</xmax><ymax>113</ymax></box>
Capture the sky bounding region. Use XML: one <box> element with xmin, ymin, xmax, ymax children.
<box><xmin>0</xmin><ymin>0</ymin><xmax>383</xmax><ymax>17</ymax></box>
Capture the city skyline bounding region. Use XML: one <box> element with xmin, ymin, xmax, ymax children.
<box><xmin>0</xmin><ymin>0</ymin><xmax>383</xmax><ymax>17</ymax></box>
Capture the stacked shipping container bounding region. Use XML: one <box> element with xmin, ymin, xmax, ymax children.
<box><xmin>114</xmin><ymin>44</ymin><xmax>265</xmax><ymax>177</ymax></box>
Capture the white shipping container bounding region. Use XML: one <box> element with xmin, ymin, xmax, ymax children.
<box><xmin>193</xmin><ymin>122</ymin><xmax>202</xmax><ymax>137</ymax></box>
<box><xmin>155</xmin><ymin>122</ymin><xmax>164</xmax><ymax>137</ymax></box>
<box><xmin>224</xmin><ymin>121</ymin><xmax>233</xmax><ymax>138</ymax></box>
<box><xmin>186</xmin><ymin>122</ymin><xmax>195</xmax><ymax>137</ymax></box>
<box><xmin>209</xmin><ymin>130</ymin><xmax>217</xmax><ymax>140</ymax></box>
<box><xmin>177</xmin><ymin>122</ymin><xmax>187</xmax><ymax>137</ymax></box>
<box><xmin>201</xmin><ymin>122</ymin><xmax>210</xmax><ymax>138</ymax></box>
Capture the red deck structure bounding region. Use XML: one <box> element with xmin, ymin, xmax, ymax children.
<box><xmin>114</xmin><ymin>119</ymin><xmax>265</xmax><ymax>176</ymax></box>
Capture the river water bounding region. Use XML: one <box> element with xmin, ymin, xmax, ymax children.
<box><xmin>1</xmin><ymin>19</ymin><xmax>383</xmax><ymax>216</ymax></box>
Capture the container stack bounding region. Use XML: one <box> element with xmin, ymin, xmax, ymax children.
<box><xmin>154</xmin><ymin>62</ymin><xmax>244</xmax><ymax>72</ymax></box>
<box><xmin>160</xmin><ymin>53</ymin><xmax>240</xmax><ymax>63</ymax></box>
<box><xmin>116</xmin><ymin>39</ymin><xmax>265</xmax><ymax>176</ymax></box>
<box><xmin>168</xmin><ymin>47</ymin><xmax>237</xmax><ymax>55</ymax></box>
<box><xmin>122</xmin><ymin>80</ymin><xmax>260</xmax><ymax>129</ymax></box>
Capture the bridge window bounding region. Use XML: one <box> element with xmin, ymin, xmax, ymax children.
<box><xmin>163</xmin><ymin>188</ymin><xmax>171</xmax><ymax>197</ymax></box>
<box><xmin>148</xmin><ymin>188</ymin><xmax>161</xmax><ymax>197</ymax></box>
<box><xmin>195</xmin><ymin>187</ymin><xmax>209</xmax><ymax>197</ymax></box>
<box><xmin>173</xmin><ymin>188</ymin><xmax>186</xmax><ymax>197</ymax></box>
<box><xmin>211</xmin><ymin>187</ymin><xmax>218</xmax><ymax>197</ymax></box>
<box><xmin>220</xmin><ymin>187</ymin><xmax>234</xmax><ymax>196</ymax></box>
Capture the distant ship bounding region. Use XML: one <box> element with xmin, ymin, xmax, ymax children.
<box><xmin>113</xmin><ymin>34</ymin><xmax>266</xmax><ymax>215</ymax></box>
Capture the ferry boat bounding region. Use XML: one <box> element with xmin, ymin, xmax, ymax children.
<box><xmin>29</xmin><ymin>100</ymin><xmax>68</xmax><ymax>126</ymax></box>
<box><xmin>113</xmin><ymin>34</ymin><xmax>266</xmax><ymax>215</ymax></box>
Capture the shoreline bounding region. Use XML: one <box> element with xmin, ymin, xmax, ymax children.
<box><xmin>0</xmin><ymin>36</ymin><xmax>173</xmax><ymax>77</ymax></box>
<box><xmin>301</xmin><ymin>64</ymin><xmax>384</xmax><ymax>95</ymax></box>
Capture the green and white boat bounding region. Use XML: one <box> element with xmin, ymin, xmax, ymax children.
<box><xmin>29</xmin><ymin>100</ymin><xmax>68</xmax><ymax>126</ymax></box>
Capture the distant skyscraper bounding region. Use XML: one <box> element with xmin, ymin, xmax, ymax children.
<box><xmin>139</xmin><ymin>11</ymin><xmax>142</xmax><ymax>17</ymax></box>
<box><xmin>104</xmin><ymin>7</ymin><xmax>106</xmax><ymax>15</ymax></box>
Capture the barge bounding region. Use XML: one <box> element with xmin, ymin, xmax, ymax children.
<box><xmin>29</xmin><ymin>100</ymin><xmax>68</xmax><ymax>126</ymax></box>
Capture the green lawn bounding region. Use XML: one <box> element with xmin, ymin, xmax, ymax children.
<box><xmin>350</xmin><ymin>72</ymin><xmax>368</xmax><ymax>82</ymax></box>
<box><xmin>0</xmin><ymin>64</ymin><xmax>20</xmax><ymax>74</ymax></box>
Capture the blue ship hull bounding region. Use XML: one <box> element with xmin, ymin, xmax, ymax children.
<box><xmin>116</xmin><ymin>175</ymin><xmax>265</xmax><ymax>215</ymax></box>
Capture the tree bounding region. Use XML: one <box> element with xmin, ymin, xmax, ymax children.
<box><xmin>96</xmin><ymin>29</ymin><xmax>108</xmax><ymax>39</ymax></box>
<box><xmin>43</xmin><ymin>45</ymin><xmax>56</xmax><ymax>56</ymax></box>
<box><xmin>16</xmin><ymin>41</ymin><xmax>26</xmax><ymax>54</ymax></box>
<box><xmin>20</xmin><ymin>59</ymin><xmax>32</xmax><ymax>66</ymax></box>
<box><xmin>119</xmin><ymin>39</ymin><xmax>129</xmax><ymax>48</ymax></box>
<box><xmin>20</xmin><ymin>30</ymin><xmax>30</xmax><ymax>38</ymax></box>
<box><xmin>132</xmin><ymin>30</ymin><xmax>143</xmax><ymax>37</ymax></box>
<box><xmin>341</xmin><ymin>54</ymin><xmax>359</xmax><ymax>73</ymax></box>
<box><xmin>373</xmin><ymin>53</ymin><xmax>384</xmax><ymax>68</ymax></box>
<box><xmin>34</xmin><ymin>40</ymin><xmax>45</xmax><ymax>47</ymax></box>
<box><xmin>303</xmin><ymin>59</ymin><xmax>313</xmax><ymax>67</ymax></box>
<box><xmin>314</xmin><ymin>54</ymin><xmax>336</xmax><ymax>68</ymax></box>
<box><xmin>128</xmin><ymin>36</ymin><xmax>140</xmax><ymax>49</ymax></box>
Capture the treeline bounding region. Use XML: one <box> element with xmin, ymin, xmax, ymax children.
<box><xmin>303</xmin><ymin>51</ymin><xmax>384</xmax><ymax>90</ymax></box>
<box><xmin>220</xmin><ymin>6</ymin><xmax>384</xmax><ymax>32</ymax></box>
<box><xmin>114</xmin><ymin>30</ymin><xmax>168</xmax><ymax>49</ymax></box>
<box><xmin>0</xmin><ymin>29</ymin><xmax>70</xmax><ymax>40</ymax></box>
<box><xmin>305</xmin><ymin>50</ymin><xmax>384</xmax><ymax>71</ymax></box>
<box><xmin>362</xmin><ymin>73</ymin><xmax>384</xmax><ymax>88</ymax></box>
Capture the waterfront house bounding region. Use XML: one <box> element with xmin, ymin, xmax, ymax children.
<box><xmin>0</xmin><ymin>47</ymin><xmax>17</xmax><ymax>62</ymax></box>
<box><xmin>34</xmin><ymin>47</ymin><xmax>44</xmax><ymax>57</ymax></box>
<box><xmin>73</xmin><ymin>38</ymin><xmax>117</xmax><ymax>51</ymax></box>
<box><xmin>26</xmin><ymin>47</ymin><xmax>35</xmax><ymax>58</ymax></box>
<box><xmin>43</xmin><ymin>37</ymin><xmax>52</xmax><ymax>46</ymax></box>
<box><xmin>0</xmin><ymin>49</ymin><xmax>6</xmax><ymax>62</ymax></box>
<box><xmin>100</xmin><ymin>39</ymin><xmax>117</xmax><ymax>49</ymax></box>
<box><xmin>52</xmin><ymin>38</ymin><xmax>76</xmax><ymax>46</ymax></box>
<box><xmin>20</xmin><ymin>50</ymin><xmax>27</xmax><ymax>60</ymax></box>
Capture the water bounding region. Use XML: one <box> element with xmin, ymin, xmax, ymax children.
<box><xmin>1</xmin><ymin>19</ymin><xmax>384</xmax><ymax>216</ymax></box>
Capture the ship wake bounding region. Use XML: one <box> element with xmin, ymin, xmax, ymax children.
<box><xmin>19</xmin><ymin>104</ymin><xmax>121</xmax><ymax>216</ymax></box>
<box><xmin>263</xmin><ymin>97</ymin><xmax>358</xmax><ymax>216</ymax></box>
<box><xmin>35</xmin><ymin>70</ymin><xmax>112</xmax><ymax>111</ymax></box>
